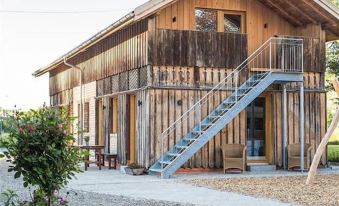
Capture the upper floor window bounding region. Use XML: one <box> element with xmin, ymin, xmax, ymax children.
<box><xmin>224</xmin><ymin>14</ymin><xmax>241</xmax><ymax>33</ymax></box>
<box><xmin>195</xmin><ymin>9</ymin><xmax>217</xmax><ymax>32</ymax></box>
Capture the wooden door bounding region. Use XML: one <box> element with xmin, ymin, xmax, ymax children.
<box><xmin>127</xmin><ymin>94</ymin><xmax>137</xmax><ymax>163</ymax></box>
<box><xmin>97</xmin><ymin>99</ymin><xmax>103</xmax><ymax>145</ymax></box>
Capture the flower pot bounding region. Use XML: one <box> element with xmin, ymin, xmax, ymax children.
<box><xmin>125</xmin><ymin>167</ymin><xmax>144</xmax><ymax>175</ymax></box>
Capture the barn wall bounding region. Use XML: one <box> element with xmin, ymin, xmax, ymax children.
<box><xmin>147</xmin><ymin>72</ymin><xmax>326</xmax><ymax>168</ymax></box>
<box><xmin>155</xmin><ymin>0</ymin><xmax>297</xmax><ymax>53</ymax></box>
<box><xmin>49</xmin><ymin>19</ymin><xmax>148</xmax><ymax>96</ymax></box>
<box><xmin>154</xmin><ymin>0</ymin><xmax>326</xmax><ymax>72</ymax></box>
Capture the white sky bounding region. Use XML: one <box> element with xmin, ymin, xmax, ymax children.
<box><xmin>0</xmin><ymin>0</ymin><xmax>147</xmax><ymax>110</ymax></box>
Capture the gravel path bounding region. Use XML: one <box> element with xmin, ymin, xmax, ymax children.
<box><xmin>0</xmin><ymin>158</ymin><xmax>189</xmax><ymax>206</ymax></box>
<box><xmin>184</xmin><ymin>175</ymin><xmax>339</xmax><ymax>206</ymax></box>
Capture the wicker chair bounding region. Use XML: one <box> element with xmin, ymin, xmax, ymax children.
<box><xmin>287</xmin><ymin>143</ymin><xmax>312</xmax><ymax>170</ymax></box>
<box><xmin>221</xmin><ymin>144</ymin><xmax>246</xmax><ymax>173</ymax></box>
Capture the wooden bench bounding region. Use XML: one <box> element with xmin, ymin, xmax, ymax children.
<box><xmin>99</xmin><ymin>153</ymin><xmax>118</xmax><ymax>169</ymax></box>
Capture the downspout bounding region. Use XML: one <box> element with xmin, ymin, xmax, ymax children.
<box><xmin>63</xmin><ymin>57</ymin><xmax>84</xmax><ymax>145</ymax></box>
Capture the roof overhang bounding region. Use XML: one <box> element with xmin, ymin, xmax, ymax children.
<box><xmin>33</xmin><ymin>0</ymin><xmax>339</xmax><ymax>77</ymax></box>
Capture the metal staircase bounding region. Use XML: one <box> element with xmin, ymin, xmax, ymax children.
<box><xmin>149</xmin><ymin>37</ymin><xmax>304</xmax><ymax>178</ymax></box>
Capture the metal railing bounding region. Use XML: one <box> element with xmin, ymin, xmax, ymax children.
<box><xmin>159</xmin><ymin>37</ymin><xmax>303</xmax><ymax>171</ymax></box>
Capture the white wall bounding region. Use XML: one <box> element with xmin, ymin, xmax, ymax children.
<box><xmin>72</xmin><ymin>81</ymin><xmax>96</xmax><ymax>145</ymax></box>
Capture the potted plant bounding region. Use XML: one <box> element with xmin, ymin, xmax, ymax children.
<box><xmin>84</xmin><ymin>136</ymin><xmax>90</xmax><ymax>146</ymax></box>
<box><xmin>125</xmin><ymin>163</ymin><xmax>145</xmax><ymax>175</ymax></box>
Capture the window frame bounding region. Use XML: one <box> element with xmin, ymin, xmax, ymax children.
<box><xmin>195</xmin><ymin>8</ymin><xmax>218</xmax><ymax>32</ymax></box>
<box><xmin>221</xmin><ymin>10</ymin><xmax>246</xmax><ymax>33</ymax></box>
<box><xmin>195</xmin><ymin>8</ymin><xmax>246</xmax><ymax>33</ymax></box>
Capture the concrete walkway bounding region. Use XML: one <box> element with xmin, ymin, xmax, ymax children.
<box><xmin>68</xmin><ymin>167</ymin><xmax>298</xmax><ymax>206</ymax></box>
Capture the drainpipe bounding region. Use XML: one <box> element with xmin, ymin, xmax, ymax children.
<box><xmin>64</xmin><ymin>57</ymin><xmax>84</xmax><ymax>145</ymax></box>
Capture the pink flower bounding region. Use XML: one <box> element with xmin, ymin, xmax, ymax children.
<box><xmin>19</xmin><ymin>128</ymin><xmax>24</xmax><ymax>133</ymax></box>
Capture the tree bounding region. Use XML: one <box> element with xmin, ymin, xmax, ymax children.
<box><xmin>307</xmin><ymin>80</ymin><xmax>339</xmax><ymax>184</ymax></box>
<box><xmin>2</xmin><ymin>106</ymin><xmax>84</xmax><ymax>205</ymax></box>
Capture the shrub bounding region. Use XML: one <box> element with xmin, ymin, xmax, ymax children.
<box><xmin>328</xmin><ymin>141</ymin><xmax>339</xmax><ymax>145</ymax></box>
<box><xmin>127</xmin><ymin>163</ymin><xmax>144</xmax><ymax>169</ymax></box>
<box><xmin>2</xmin><ymin>106</ymin><xmax>84</xmax><ymax>205</ymax></box>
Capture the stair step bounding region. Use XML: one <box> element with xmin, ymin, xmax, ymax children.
<box><xmin>175</xmin><ymin>145</ymin><xmax>188</xmax><ymax>149</ymax></box>
<box><xmin>247</xmin><ymin>163</ymin><xmax>276</xmax><ymax>172</ymax></box>
<box><xmin>160</xmin><ymin>160</ymin><xmax>172</xmax><ymax>165</ymax></box>
<box><xmin>192</xmin><ymin>130</ymin><xmax>204</xmax><ymax>135</ymax></box>
<box><xmin>168</xmin><ymin>152</ymin><xmax>180</xmax><ymax>157</ymax></box>
<box><xmin>183</xmin><ymin>137</ymin><xmax>197</xmax><ymax>142</ymax></box>
<box><xmin>209</xmin><ymin>115</ymin><xmax>222</xmax><ymax>119</ymax></box>
<box><xmin>149</xmin><ymin>168</ymin><xmax>163</xmax><ymax>173</ymax></box>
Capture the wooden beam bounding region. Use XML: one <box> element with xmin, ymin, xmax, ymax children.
<box><xmin>284</xmin><ymin>0</ymin><xmax>318</xmax><ymax>24</ymax></box>
<box><xmin>260</xmin><ymin>0</ymin><xmax>303</xmax><ymax>26</ymax></box>
<box><xmin>250</xmin><ymin>68</ymin><xmax>282</xmax><ymax>72</ymax></box>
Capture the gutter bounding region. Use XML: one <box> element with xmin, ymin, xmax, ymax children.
<box><xmin>32</xmin><ymin>11</ymin><xmax>135</xmax><ymax>77</ymax></box>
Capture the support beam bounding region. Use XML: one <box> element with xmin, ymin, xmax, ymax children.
<box><xmin>259</xmin><ymin>0</ymin><xmax>303</xmax><ymax>26</ymax></box>
<box><xmin>299</xmin><ymin>83</ymin><xmax>305</xmax><ymax>172</ymax></box>
<box><xmin>284</xmin><ymin>0</ymin><xmax>318</xmax><ymax>24</ymax></box>
<box><xmin>282</xmin><ymin>84</ymin><xmax>288</xmax><ymax>170</ymax></box>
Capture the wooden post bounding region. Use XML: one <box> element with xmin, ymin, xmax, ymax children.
<box><xmin>306</xmin><ymin>79</ymin><xmax>339</xmax><ymax>184</ymax></box>
<box><xmin>282</xmin><ymin>84</ymin><xmax>288</xmax><ymax>170</ymax></box>
<box><xmin>300</xmin><ymin>82</ymin><xmax>305</xmax><ymax>172</ymax></box>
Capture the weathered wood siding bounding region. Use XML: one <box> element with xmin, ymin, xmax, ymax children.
<box><xmin>49</xmin><ymin>19</ymin><xmax>148</xmax><ymax>96</ymax></box>
<box><xmin>146</xmin><ymin>72</ymin><xmax>326</xmax><ymax>168</ymax></box>
<box><xmin>117</xmin><ymin>94</ymin><xmax>128</xmax><ymax>164</ymax></box>
<box><xmin>148</xmin><ymin>29</ymin><xmax>248</xmax><ymax>68</ymax></box>
<box><xmin>136</xmin><ymin>90</ymin><xmax>150</xmax><ymax>167</ymax></box>
<box><xmin>272</xmin><ymin>72</ymin><xmax>327</xmax><ymax>167</ymax></box>
<box><xmin>155</xmin><ymin>0</ymin><xmax>297</xmax><ymax>53</ymax></box>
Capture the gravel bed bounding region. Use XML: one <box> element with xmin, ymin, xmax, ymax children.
<box><xmin>0</xmin><ymin>158</ymin><xmax>189</xmax><ymax>206</ymax></box>
<box><xmin>184</xmin><ymin>175</ymin><xmax>339</xmax><ymax>206</ymax></box>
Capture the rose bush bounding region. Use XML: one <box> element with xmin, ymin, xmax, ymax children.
<box><xmin>2</xmin><ymin>106</ymin><xmax>84</xmax><ymax>205</ymax></box>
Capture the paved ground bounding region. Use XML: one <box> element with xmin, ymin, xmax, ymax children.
<box><xmin>67</xmin><ymin>166</ymin><xmax>295</xmax><ymax>206</ymax></box>
<box><xmin>0</xmin><ymin>158</ymin><xmax>189</xmax><ymax>206</ymax></box>
<box><xmin>3</xmin><ymin>152</ymin><xmax>338</xmax><ymax>206</ymax></box>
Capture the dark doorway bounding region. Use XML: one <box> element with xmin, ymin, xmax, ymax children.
<box><xmin>246</xmin><ymin>97</ymin><xmax>266</xmax><ymax>160</ymax></box>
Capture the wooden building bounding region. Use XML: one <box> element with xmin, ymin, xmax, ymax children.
<box><xmin>33</xmin><ymin>0</ymin><xmax>339</xmax><ymax>175</ymax></box>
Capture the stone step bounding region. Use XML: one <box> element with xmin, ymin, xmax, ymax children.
<box><xmin>247</xmin><ymin>163</ymin><xmax>276</xmax><ymax>172</ymax></box>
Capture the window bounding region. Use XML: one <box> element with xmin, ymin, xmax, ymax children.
<box><xmin>78</xmin><ymin>102</ymin><xmax>90</xmax><ymax>133</ymax></box>
<box><xmin>195</xmin><ymin>9</ymin><xmax>217</xmax><ymax>32</ymax></box>
<box><xmin>224</xmin><ymin>14</ymin><xmax>241</xmax><ymax>33</ymax></box>
<box><xmin>84</xmin><ymin>102</ymin><xmax>89</xmax><ymax>132</ymax></box>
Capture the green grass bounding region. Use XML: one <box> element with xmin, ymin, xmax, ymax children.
<box><xmin>328</xmin><ymin>145</ymin><xmax>339</xmax><ymax>162</ymax></box>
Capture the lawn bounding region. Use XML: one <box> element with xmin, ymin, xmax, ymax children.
<box><xmin>328</xmin><ymin>145</ymin><xmax>339</xmax><ymax>162</ymax></box>
<box><xmin>185</xmin><ymin>175</ymin><xmax>339</xmax><ymax>206</ymax></box>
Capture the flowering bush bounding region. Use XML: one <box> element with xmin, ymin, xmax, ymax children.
<box><xmin>2</xmin><ymin>106</ymin><xmax>84</xmax><ymax>206</ymax></box>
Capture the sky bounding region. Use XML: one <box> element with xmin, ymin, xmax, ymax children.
<box><xmin>0</xmin><ymin>0</ymin><xmax>148</xmax><ymax>110</ymax></box>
